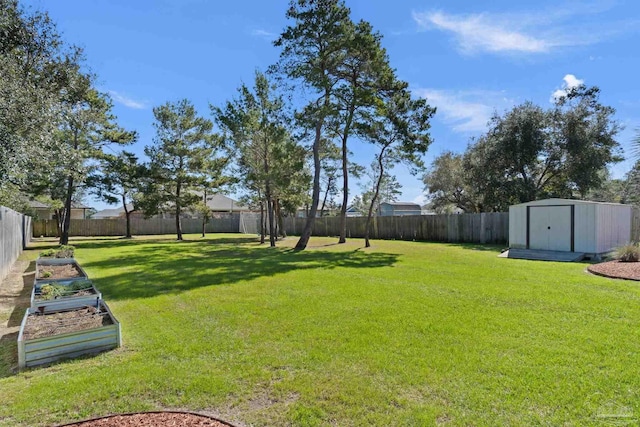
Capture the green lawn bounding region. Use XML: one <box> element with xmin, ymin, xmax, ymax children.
<box><xmin>1</xmin><ymin>234</ymin><xmax>639</xmax><ymax>426</ymax></box>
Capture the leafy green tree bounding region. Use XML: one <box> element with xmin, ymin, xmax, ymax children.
<box><xmin>329</xmin><ymin>20</ymin><xmax>398</xmax><ymax>244</ymax></box>
<box><xmin>87</xmin><ymin>150</ymin><xmax>144</xmax><ymax>238</ymax></box>
<box><xmin>357</xmin><ymin>90</ymin><xmax>434</xmax><ymax>247</ymax></box>
<box><xmin>215</xmin><ymin>71</ymin><xmax>307</xmax><ymax>246</ymax></box>
<box><xmin>552</xmin><ymin>85</ymin><xmax>622</xmax><ymax>197</ymax></box>
<box><xmin>140</xmin><ymin>99</ymin><xmax>223</xmax><ymax>240</ymax></box>
<box><xmin>274</xmin><ymin>0</ymin><xmax>353</xmax><ymax>250</ymax></box>
<box><xmin>456</xmin><ymin>87</ymin><xmax>622</xmax><ymax>212</ymax></box>
<box><xmin>56</xmin><ymin>75</ymin><xmax>137</xmax><ymax>244</ymax></box>
<box><xmin>319</xmin><ymin>139</ymin><xmax>341</xmax><ymax>216</ymax></box>
<box><xmin>0</xmin><ymin>0</ymin><xmax>81</xmax><ymax>208</ymax></box>
<box><xmin>423</xmin><ymin>151</ymin><xmax>481</xmax><ymax>213</ymax></box>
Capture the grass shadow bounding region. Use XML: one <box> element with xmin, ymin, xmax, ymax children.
<box><xmin>0</xmin><ymin>331</ymin><xmax>18</xmax><ymax>378</ymax></box>
<box><xmin>78</xmin><ymin>239</ymin><xmax>400</xmax><ymax>301</ymax></box>
<box><xmin>5</xmin><ymin>261</ymin><xmax>34</xmax><ymax>328</ymax></box>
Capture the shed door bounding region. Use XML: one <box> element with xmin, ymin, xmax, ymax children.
<box><xmin>529</xmin><ymin>206</ymin><xmax>572</xmax><ymax>251</ymax></box>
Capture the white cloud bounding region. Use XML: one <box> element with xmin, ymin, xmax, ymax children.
<box><xmin>415</xmin><ymin>88</ymin><xmax>508</xmax><ymax>133</ymax></box>
<box><xmin>550</xmin><ymin>74</ymin><xmax>585</xmax><ymax>102</ymax></box>
<box><xmin>108</xmin><ymin>91</ymin><xmax>146</xmax><ymax>110</ymax></box>
<box><xmin>413</xmin><ymin>11</ymin><xmax>548</xmax><ymax>53</ymax></box>
<box><xmin>412</xmin><ymin>4</ymin><xmax>639</xmax><ymax>55</ymax></box>
<box><xmin>411</xmin><ymin>194</ymin><xmax>427</xmax><ymax>206</ymax></box>
<box><xmin>250</xmin><ymin>29</ymin><xmax>276</xmax><ymax>39</ymax></box>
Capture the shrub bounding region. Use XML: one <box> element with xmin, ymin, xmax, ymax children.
<box><xmin>39</xmin><ymin>245</ymin><xmax>75</xmax><ymax>258</ymax></box>
<box><xmin>615</xmin><ymin>243</ymin><xmax>640</xmax><ymax>262</ymax></box>
<box><xmin>55</xmin><ymin>245</ymin><xmax>75</xmax><ymax>258</ymax></box>
<box><xmin>39</xmin><ymin>249</ymin><xmax>55</xmax><ymax>258</ymax></box>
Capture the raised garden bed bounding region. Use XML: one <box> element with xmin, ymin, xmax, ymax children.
<box><xmin>18</xmin><ymin>301</ymin><xmax>121</xmax><ymax>369</ymax></box>
<box><xmin>30</xmin><ymin>280</ymin><xmax>102</xmax><ymax>314</ymax></box>
<box><xmin>35</xmin><ymin>258</ymin><xmax>88</xmax><ymax>288</ymax></box>
<box><xmin>38</xmin><ymin>245</ymin><xmax>75</xmax><ymax>259</ymax></box>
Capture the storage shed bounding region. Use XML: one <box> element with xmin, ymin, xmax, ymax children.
<box><xmin>509</xmin><ymin>198</ymin><xmax>632</xmax><ymax>256</ymax></box>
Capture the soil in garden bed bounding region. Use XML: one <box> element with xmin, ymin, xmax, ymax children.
<box><xmin>22</xmin><ymin>306</ymin><xmax>113</xmax><ymax>340</ymax></box>
<box><xmin>38</xmin><ymin>264</ymin><xmax>84</xmax><ymax>281</ymax></box>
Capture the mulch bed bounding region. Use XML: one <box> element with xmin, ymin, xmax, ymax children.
<box><xmin>22</xmin><ymin>306</ymin><xmax>112</xmax><ymax>340</ymax></box>
<box><xmin>60</xmin><ymin>412</ymin><xmax>237</xmax><ymax>427</ymax></box>
<box><xmin>38</xmin><ymin>264</ymin><xmax>84</xmax><ymax>281</ymax></box>
<box><xmin>587</xmin><ymin>260</ymin><xmax>640</xmax><ymax>281</ymax></box>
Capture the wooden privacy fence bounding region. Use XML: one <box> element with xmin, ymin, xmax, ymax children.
<box><xmin>0</xmin><ymin>206</ymin><xmax>32</xmax><ymax>282</ymax></box>
<box><xmin>33</xmin><ymin>214</ymin><xmax>240</xmax><ymax>237</ymax></box>
<box><xmin>33</xmin><ymin>212</ymin><xmax>509</xmax><ymax>244</ymax></box>
<box><xmin>631</xmin><ymin>207</ymin><xmax>640</xmax><ymax>242</ymax></box>
<box><xmin>283</xmin><ymin>212</ymin><xmax>509</xmax><ymax>244</ymax></box>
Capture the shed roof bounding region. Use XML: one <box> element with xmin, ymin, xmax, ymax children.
<box><xmin>511</xmin><ymin>198</ymin><xmax>631</xmax><ymax>208</ymax></box>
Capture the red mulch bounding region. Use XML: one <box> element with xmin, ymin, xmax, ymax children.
<box><xmin>587</xmin><ymin>260</ymin><xmax>640</xmax><ymax>281</ymax></box>
<box><xmin>60</xmin><ymin>412</ymin><xmax>237</xmax><ymax>427</ymax></box>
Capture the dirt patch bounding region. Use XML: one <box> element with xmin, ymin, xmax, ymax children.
<box><xmin>60</xmin><ymin>412</ymin><xmax>237</xmax><ymax>427</ymax></box>
<box><xmin>38</xmin><ymin>263</ymin><xmax>84</xmax><ymax>281</ymax></box>
<box><xmin>22</xmin><ymin>306</ymin><xmax>112</xmax><ymax>340</ymax></box>
<box><xmin>587</xmin><ymin>260</ymin><xmax>640</xmax><ymax>281</ymax></box>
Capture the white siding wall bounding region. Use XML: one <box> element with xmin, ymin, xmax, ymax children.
<box><xmin>508</xmin><ymin>205</ymin><xmax>527</xmax><ymax>248</ymax></box>
<box><xmin>574</xmin><ymin>203</ymin><xmax>596</xmax><ymax>253</ymax></box>
<box><xmin>595</xmin><ymin>205</ymin><xmax>632</xmax><ymax>253</ymax></box>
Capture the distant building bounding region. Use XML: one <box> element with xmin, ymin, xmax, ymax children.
<box><xmin>92</xmin><ymin>204</ymin><xmax>136</xmax><ymax>219</ymax></box>
<box><xmin>378</xmin><ymin>202</ymin><xmax>422</xmax><ymax>216</ymax></box>
<box><xmin>91</xmin><ymin>194</ymin><xmax>249</xmax><ymax>219</ymax></box>
<box><xmin>203</xmin><ymin>194</ymin><xmax>249</xmax><ymax>213</ymax></box>
<box><xmin>346</xmin><ymin>206</ymin><xmax>363</xmax><ymax>217</ymax></box>
<box><xmin>28</xmin><ymin>200</ymin><xmax>92</xmax><ymax>220</ymax></box>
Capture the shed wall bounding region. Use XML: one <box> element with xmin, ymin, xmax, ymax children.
<box><xmin>508</xmin><ymin>205</ymin><xmax>527</xmax><ymax>248</ymax></box>
<box><xmin>573</xmin><ymin>203</ymin><xmax>596</xmax><ymax>253</ymax></box>
<box><xmin>595</xmin><ymin>204</ymin><xmax>632</xmax><ymax>253</ymax></box>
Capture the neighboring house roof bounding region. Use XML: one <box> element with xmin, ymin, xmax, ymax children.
<box><xmin>380</xmin><ymin>202</ymin><xmax>421</xmax><ymax>209</ymax></box>
<box><xmin>28</xmin><ymin>200</ymin><xmax>92</xmax><ymax>210</ymax></box>
<box><xmin>92</xmin><ymin>204</ymin><xmax>135</xmax><ymax>219</ymax></box>
<box><xmin>92</xmin><ymin>195</ymin><xmax>248</xmax><ymax>218</ymax></box>
<box><xmin>204</xmin><ymin>194</ymin><xmax>248</xmax><ymax>211</ymax></box>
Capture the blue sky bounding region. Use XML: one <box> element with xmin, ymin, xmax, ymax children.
<box><xmin>23</xmin><ymin>0</ymin><xmax>640</xmax><ymax>211</ymax></box>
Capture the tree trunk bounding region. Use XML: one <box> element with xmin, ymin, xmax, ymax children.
<box><xmin>338</xmin><ymin>103</ymin><xmax>356</xmax><ymax>244</ymax></box>
<box><xmin>201</xmin><ymin>190</ymin><xmax>207</xmax><ymax>238</ymax></box>
<box><xmin>259</xmin><ymin>201</ymin><xmax>265</xmax><ymax>244</ymax></box>
<box><xmin>267</xmin><ymin>196</ymin><xmax>276</xmax><ymax>247</ymax></box>
<box><xmin>123</xmin><ymin>195</ymin><xmax>132</xmax><ymax>238</ymax></box>
<box><xmin>60</xmin><ymin>174</ymin><xmax>74</xmax><ymax>245</ymax></box>
<box><xmin>54</xmin><ymin>208</ymin><xmax>63</xmax><ymax>238</ymax></box>
<box><xmin>364</xmin><ymin>152</ymin><xmax>387</xmax><ymax>248</ymax></box>
<box><xmin>276</xmin><ymin>200</ymin><xmax>286</xmax><ymax>238</ymax></box>
<box><xmin>320</xmin><ymin>176</ymin><xmax>332</xmax><ymax>217</ymax></box>
<box><xmin>295</xmin><ymin>119</ymin><xmax>323</xmax><ymax>250</ymax></box>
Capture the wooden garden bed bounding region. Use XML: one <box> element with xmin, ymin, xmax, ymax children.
<box><xmin>18</xmin><ymin>301</ymin><xmax>121</xmax><ymax>369</ymax></box>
